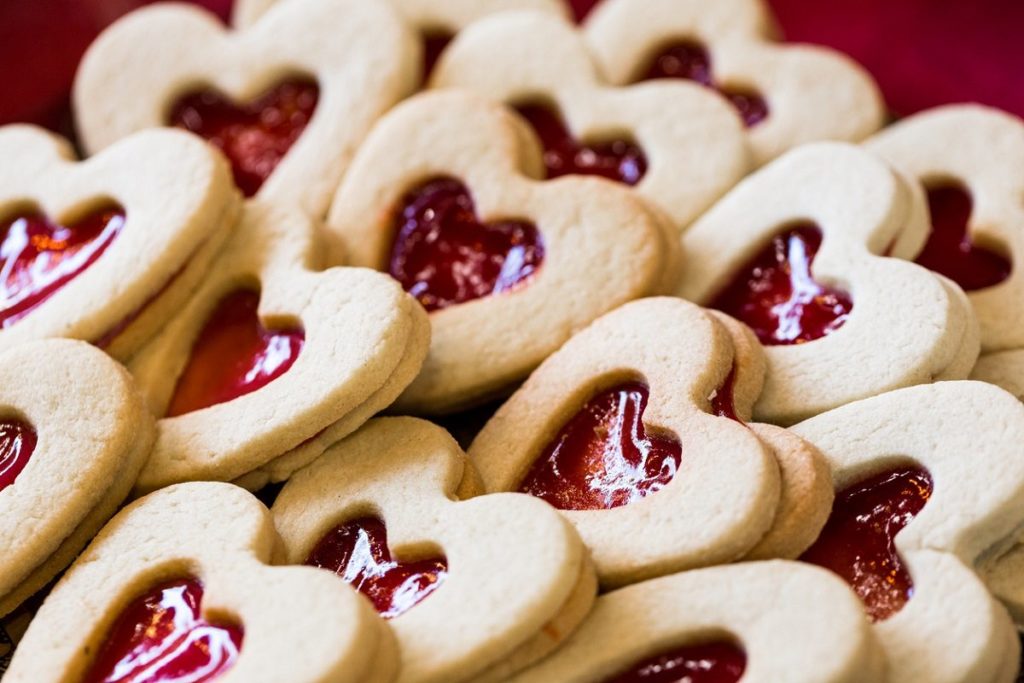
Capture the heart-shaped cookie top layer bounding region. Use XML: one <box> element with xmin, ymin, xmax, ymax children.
<box><xmin>515</xmin><ymin>105</ymin><xmax>647</xmax><ymax>185</ymax></box>
<box><xmin>710</xmin><ymin>224</ymin><xmax>853</xmax><ymax>346</ymax></box>
<box><xmin>167</xmin><ymin>289</ymin><xmax>304</xmax><ymax>417</ymax></box>
<box><xmin>0</xmin><ymin>208</ymin><xmax>124</xmax><ymax>330</ymax></box>
<box><xmin>83</xmin><ymin>578</ymin><xmax>242</xmax><ymax>683</ymax></box>
<box><xmin>169</xmin><ymin>79</ymin><xmax>319</xmax><ymax>198</ymax></box>
<box><xmin>0</xmin><ymin>420</ymin><xmax>36</xmax><ymax>493</ymax></box>
<box><xmin>518</xmin><ymin>381</ymin><xmax>682</xmax><ymax>511</ymax></box>
<box><xmin>609</xmin><ymin>641</ymin><xmax>747</xmax><ymax>683</ymax></box>
<box><xmin>306</xmin><ymin>516</ymin><xmax>448</xmax><ymax>620</ymax></box>
<box><xmin>389</xmin><ymin>178</ymin><xmax>544</xmax><ymax>312</ymax></box>
<box><xmin>800</xmin><ymin>466</ymin><xmax>932</xmax><ymax>622</ymax></box>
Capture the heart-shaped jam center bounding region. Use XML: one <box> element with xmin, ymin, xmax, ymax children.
<box><xmin>388</xmin><ymin>178</ymin><xmax>544</xmax><ymax>312</ymax></box>
<box><xmin>83</xmin><ymin>579</ymin><xmax>242</xmax><ymax>683</ymax></box>
<box><xmin>568</xmin><ymin>0</ymin><xmax>601</xmax><ymax>23</ymax></box>
<box><xmin>168</xmin><ymin>78</ymin><xmax>319</xmax><ymax>197</ymax></box>
<box><xmin>607</xmin><ymin>642</ymin><xmax>747</xmax><ymax>683</ymax></box>
<box><xmin>515</xmin><ymin>105</ymin><xmax>648</xmax><ymax>185</ymax></box>
<box><xmin>710</xmin><ymin>224</ymin><xmax>852</xmax><ymax>346</ymax></box>
<box><xmin>800</xmin><ymin>466</ymin><xmax>932</xmax><ymax>622</ymax></box>
<box><xmin>708</xmin><ymin>367</ymin><xmax>740</xmax><ymax>423</ymax></box>
<box><xmin>166</xmin><ymin>289</ymin><xmax>304</xmax><ymax>417</ymax></box>
<box><xmin>639</xmin><ymin>41</ymin><xmax>769</xmax><ymax>128</ymax></box>
<box><xmin>306</xmin><ymin>516</ymin><xmax>448</xmax><ymax>620</ymax></box>
<box><xmin>912</xmin><ymin>185</ymin><xmax>1011</xmax><ymax>292</ymax></box>
<box><xmin>518</xmin><ymin>381</ymin><xmax>682</xmax><ymax>511</ymax></box>
<box><xmin>0</xmin><ymin>207</ymin><xmax>124</xmax><ymax>329</ymax></box>
<box><xmin>0</xmin><ymin>419</ymin><xmax>36</xmax><ymax>493</ymax></box>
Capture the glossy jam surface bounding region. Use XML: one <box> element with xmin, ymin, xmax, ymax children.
<box><xmin>709</xmin><ymin>367</ymin><xmax>740</xmax><ymax>422</ymax></box>
<box><xmin>800</xmin><ymin>466</ymin><xmax>932</xmax><ymax>622</ymax></box>
<box><xmin>516</xmin><ymin>105</ymin><xmax>648</xmax><ymax>185</ymax></box>
<box><xmin>307</xmin><ymin>516</ymin><xmax>447</xmax><ymax>620</ymax></box>
<box><xmin>913</xmin><ymin>185</ymin><xmax>1010</xmax><ymax>291</ymax></box>
<box><xmin>0</xmin><ymin>419</ymin><xmax>36</xmax><ymax>493</ymax></box>
<box><xmin>710</xmin><ymin>224</ymin><xmax>852</xmax><ymax>346</ymax></box>
<box><xmin>518</xmin><ymin>381</ymin><xmax>682</xmax><ymax>511</ymax></box>
<box><xmin>168</xmin><ymin>79</ymin><xmax>319</xmax><ymax>197</ymax></box>
<box><xmin>0</xmin><ymin>207</ymin><xmax>123</xmax><ymax>329</ymax></box>
<box><xmin>608</xmin><ymin>642</ymin><xmax>747</xmax><ymax>683</ymax></box>
<box><xmin>83</xmin><ymin>579</ymin><xmax>242</xmax><ymax>683</ymax></box>
<box><xmin>166</xmin><ymin>290</ymin><xmax>304</xmax><ymax>417</ymax></box>
<box><xmin>388</xmin><ymin>178</ymin><xmax>544</xmax><ymax>312</ymax></box>
<box><xmin>640</xmin><ymin>41</ymin><xmax>769</xmax><ymax>128</ymax></box>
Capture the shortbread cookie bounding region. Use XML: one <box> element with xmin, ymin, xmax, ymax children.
<box><xmin>469</xmin><ymin>297</ymin><xmax>833</xmax><ymax>587</ymax></box>
<box><xmin>0</xmin><ymin>340</ymin><xmax>154</xmax><ymax>618</ymax></box>
<box><xmin>677</xmin><ymin>142</ymin><xmax>979</xmax><ymax>425</ymax></box>
<box><xmin>583</xmin><ymin>0</ymin><xmax>884</xmax><ymax>165</ymax></box>
<box><xmin>972</xmin><ymin>350</ymin><xmax>1024</xmax><ymax>400</ymax></box>
<box><xmin>74</xmin><ymin>0</ymin><xmax>419</xmax><ymax>216</ymax></box>
<box><xmin>0</xmin><ymin>126</ymin><xmax>239</xmax><ymax>359</ymax></box>
<box><xmin>128</xmin><ymin>200</ymin><xmax>430</xmax><ymax>493</ymax></box>
<box><xmin>430</xmin><ymin>10</ymin><xmax>752</xmax><ymax>234</ymax></box>
<box><xmin>506</xmin><ymin>561</ymin><xmax>885</xmax><ymax>683</ymax></box>
<box><xmin>272</xmin><ymin>417</ymin><xmax>594</xmax><ymax>683</ymax></box>
<box><xmin>6</xmin><ymin>482</ymin><xmax>396</xmax><ymax>683</ymax></box>
<box><xmin>326</xmin><ymin>91</ymin><xmax>675</xmax><ymax>414</ymax></box>
<box><xmin>792</xmin><ymin>381</ymin><xmax>1024</xmax><ymax>683</ymax></box>
<box><xmin>866</xmin><ymin>105</ymin><xmax>1024</xmax><ymax>353</ymax></box>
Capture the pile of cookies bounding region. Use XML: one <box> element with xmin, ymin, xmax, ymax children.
<box><xmin>2</xmin><ymin>0</ymin><xmax>1023</xmax><ymax>681</ymax></box>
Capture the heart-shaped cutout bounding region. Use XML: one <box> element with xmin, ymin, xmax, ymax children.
<box><xmin>167</xmin><ymin>289</ymin><xmax>305</xmax><ymax>417</ymax></box>
<box><xmin>800</xmin><ymin>465</ymin><xmax>932</xmax><ymax>622</ymax></box>
<box><xmin>515</xmin><ymin>105</ymin><xmax>648</xmax><ymax>185</ymax></box>
<box><xmin>0</xmin><ymin>419</ymin><xmax>36</xmax><ymax>493</ymax></box>
<box><xmin>708</xmin><ymin>366</ymin><xmax>740</xmax><ymax>422</ymax></box>
<box><xmin>518</xmin><ymin>381</ymin><xmax>682</xmax><ymax>511</ymax></box>
<box><xmin>169</xmin><ymin>78</ymin><xmax>319</xmax><ymax>198</ymax></box>
<box><xmin>83</xmin><ymin>578</ymin><xmax>242</xmax><ymax>683</ymax></box>
<box><xmin>306</xmin><ymin>516</ymin><xmax>448</xmax><ymax>620</ymax></box>
<box><xmin>710</xmin><ymin>224</ymin><xmax>853</xmax><ymax>346</ymax></box>
<box><xmin>609</xmin><ymin>641</ymin><xmax>747</xmax><ymax>683</ymax></box>
<box><xmin>388</xmin><ymin>178</ymin><xmax>545</xmax><ymax>312</ymax></box>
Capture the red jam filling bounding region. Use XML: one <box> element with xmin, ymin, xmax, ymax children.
<box><xmin>640</xmin><ymin>41</ymin><xmax>769</xmax><ymax>128</ymax></box>
<box><xmin>515</xmin><ymin>105</ymin><xmax>648</xmax><ymax>185</ymax></box>
<box><xmin>166</xmin><ymin>289</ymin><xmax>304</xmax><ymax>417</ymax></box>
<box><xmin>83</xmin><ymin>579</ymin><xmax>242</xmax><ymax>683</ymax></box>
<box><xmin>913</xmin><ymin>185</ymin><xmax>1011</xmax><ymax>291</ymax></box>
<box><xmin>607</xmin><ymin>642</ymin><xmax>747</xmax><ymax>683</ymax></box>
<box><xmin>568</xmin><ymin>0</ymin><xmax>601</xmax><ymax>23</ymax></box>
<box><xmin>388</xmin><ymin>177</ymin><xmax>544</xmax><ymax>312</ymax></box>
<box><xmin>306</xmin><ymin>516</ymin><xmax>447</xmax><ymax>620</ymax></box>
<box><xmin>0</xmin><ymin>419</ymin><xmax>36</xmax><ymax>493</ymax></box>
<box><xmin>422</xmin><ymin>33</ymin><xmax>453</xmax><ymax>82</ymax></box>
<box><xmin>800</xmin><ymin>466</ymin><xmax>932</xmax><ymax>622</ymax></box>
<box><xmin>168</xmin><ymin>78</ymin><xmax>319</xmax><ymax>197</ymax></box>
<box><xmin>0</xmin><ymin>207</ymin><xmax>123</xmax><ymax>329</ymax></box>
<box><xmin>518</xmin><ymin>381</ymin><xmax>682</xmax><ymax>511</ymax></box>
<box><xmin>709</xmin><ymin>367</ymin><xmax>740</xmax><ymax>423</ymax></box>
<box><xmin>710</xmin><ymin>224</ymin><xmax>852</xmax><ymax>346</ymax></box>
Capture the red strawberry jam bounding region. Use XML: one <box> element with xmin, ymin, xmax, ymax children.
<box><xmin>388</xmin><ymin>178</ymin><xmax>544</xmax><ymax>312</ymax></box>
<box><xmin>710</xmin><ymin>224</ymin><xmax>852</xmax><ymax>346</ymax></box>
<box><xmin>168</xmin><ymin>78</ymin><xmax>319</xmax><ymax>197</ymax></box>
<box><xmin>709</xmin><ymin>367</ymin><xmax>740</xmax><ymax>422</ymax></box>
<box><xmin>0</xmin><ymin>419</ymin><xmax>36</xmax><ymax>493</ymax></box>
<box><xmin>0</xmin><ymin>207</ymin><xmax>123</xmax><ymax>329</ymax></box>
<box><xmin>800</xmin><ymin>466</ymin><xmax>933</xmax><ymax>622</ymax></box>
<box><xmin>166</xmin><ymin>289</ymin><xmax>304</xmax><ymax>417</ymax></box>
<box><xmin>307</xmin><ymin>516</ymin><xmax>447</xmax><ymax>620</ymax></box>
<box><xmin>518</xmin><ymin>381</ymin><xmax>682</xmax><ymax>511</ymax></box>
<box><xmin>568</xmin><ymin>0</ymin><xmax>601</xmax><ymax>23</ymax></box>
<box><xmin>608</xmin><ymin>642</ymin><xmax>747</xmax><ymax>683</ymax></box>
<box><xmin>83</xmin><ymin>579</ymin><xmax>242</xmax><ymax>683</ymax></box>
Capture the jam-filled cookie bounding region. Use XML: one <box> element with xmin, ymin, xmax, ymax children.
<box><xmin>792</xmin><ymin>381</ymin><xmax>1024</xmax><ymax>683</ymax></box>
<box><xmin>676</xmin><ymin>142</ymin><xmax>979</xmax><ymax>425</ymax></box>
<box><xmin>74</xmin><ymin>0</ymin><xmax>419</xmax><ymax>216</ymax></box>
<box><xmin>0</xmin><ymin>126</ymin><xmax>239</xmax><ymax>359</ymax></box>
<box><xmin>582</xmin><ymin>0</ymin><xmax>884</xmax><ymax>165</ymax></box>
<box><xmin>6</xmin><ymin>482</ymin><xmax>396</xmax><ymax>683</ymax></box>
<box><xmin>271</xmin><ymin>417</ymin><xmax>596</xmax><ymax>683</ymax></box>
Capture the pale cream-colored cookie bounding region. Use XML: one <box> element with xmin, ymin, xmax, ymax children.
<box><xmin>0</xmin><ymin>126</ymin><xmax>239</xmax><ymax>360</ymax></box>
<box><xmin>677</xmin><ymin>142</ymin><xmax>979</xmax><ymax>425</ymax></box>
<box><xmin>792</xmin><ymin>381</ymin><xmax>1024</xmax><ymax>683</ymax></box>
<box><xmin>583</xmin><ymin>0</ymin><xmax>884</xmax><ymax>165</ymax></box>
<box><xmin>74</xmin><ymin>0</ymin><xmax>419</xmax><ymax>217</ymax></box>
<box><xmin>972</xmin><ymin>350</ymin><xmax>1024</xmax><ymax>400</ymax></box>
<box><xmin>272</xmin><ymin>417</ymin><xmax>595</xmax><ymax>683</ymax></box>
<box><xmin>6</xmin><ymin>482</ymin><xmax>396</xmax><ymax>683</ymax></box>
<box><xmin>506</xmin><ymin>560</ymin><xmax>885</xmax><ymax>683</ymax></box>
<box><xmin>326</xmin><ymin>90</ymin><xmax>675</xmax><ymax>414</ymax></box>
<box><xmin>0</xmin><ymin>340</ymin><xmax>153</xmax><ymax>618</ymax></box>
<box><xmin>430</xmin><ymin>10</ymin><xmax>752</xmax><ymax>236</ymax></box>
<box><xmin>128</xmin><ymin>200</ymin><xmax>430</xmax><ymax>493</ymax></box>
